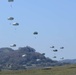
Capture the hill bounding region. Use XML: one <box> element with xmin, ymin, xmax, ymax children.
<box><xmin>0</xmin><ymin>46</ymin><xmax>57</xmax><ymax>70</ymax></box>
<box><xmin>59</xmin><ymin>59</ymin><xmax>76</xmax><ymax>64</ymax></box>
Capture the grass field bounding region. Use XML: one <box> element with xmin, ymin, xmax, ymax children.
<box><xmin>0</xmin><ymin>64</ymin><xmax>76</xmax><ymax>75</ymax></box>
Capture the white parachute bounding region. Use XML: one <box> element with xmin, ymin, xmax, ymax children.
<box><xmin>13</xmin><ymin>22</ymin><xmax>19</xmax><ymax>26</ymax></box>
<box><xmin>22</xmin><ymin>54</ymin><xmax>27</xmax><ymax>57</ymax></box>
<box><xmin>50</xmin><ymin>46</ymin><xmax>54</xmax><ymax>48</ymax></box>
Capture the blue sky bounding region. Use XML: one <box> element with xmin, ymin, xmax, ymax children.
<box><xmin>0</xmin><ymin>0</ymin><xmax>76</xmax><ymax>60</ymax></box>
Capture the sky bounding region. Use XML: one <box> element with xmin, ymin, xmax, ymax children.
<box><xmin>0</xmin><ymin>0</ymin><xmax>76</xmax><ymax>60</ymax></box>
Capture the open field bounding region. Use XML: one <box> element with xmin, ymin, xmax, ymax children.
<box><xmin>0</xmin><ymin>64</ymin><xmax>76</xmax><ymax>75</ymax></box>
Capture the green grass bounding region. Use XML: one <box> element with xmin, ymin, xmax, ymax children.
<box><xmin>0</xmin><ymin>64</ymin><xmax>76</xmax><ymax>75</ymax></box>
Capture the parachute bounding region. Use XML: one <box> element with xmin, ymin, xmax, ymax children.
<box><xmin>8</xmin><ymin>17</ymin><xmax>14</xmax><ymax>25</ymax></box>
<box><xmin>53</xmin><ymin>49</ymin><xmax>58</xmax><ymax>52</ymax></box>
<box><xmin>60</xmin><ymin>57</ymin><xmax>64</xmax><ymax>59</ymax></box>
<box><xmin>53</xmin><ymin>56</ymin><xmax>56</xmax><ymax>58</ymax></box>
<box><xmin>33</xmin><ymin>31</ymin><xmax>38</xmax><ymax>38</ymax></box>
<box><xmin>10</xmin><ymin>44</ymin><xmax>16</xmax><ymax>47</ymax></box>
<box><xmin>33</xmin><ymin>31</ymin><xmax>38</xmax><ymax>35</ymax></box>
<box><xmin>8</xmin><ymin>17</ymin><xmax>14</xmax><ymax>20</ymax></box>
<box><xmin>50</xmin><ymin>46</ymin><xmax>54</xmax><ymax>48</ymax></box>
<box><xmin>60</xmin><ymin>47</ymin><xmax>64</xmax><ymax>49</ymax></box>
<box><xmin>13</xmin><ymin>22</ymin><xmax>19</xmax><ymax>26</ymax></box>
<box><xmin>8</xmin><ymin>0</ymin><xmax>14</xmax><ymax>8</ymax></box>
<box><xmin>22</xmin><ymin>54</ymin><xmax>27</xmax><ymax>57</ymax></box>
<box><xmin>36</xmin><ymin>59</ymin><xmax>40</xmax><ymax>61</ymax></box>
<box><xmin>8</xmin><ymin>0</ymin><xmax>14</xmax><ymax>2</ymax></box>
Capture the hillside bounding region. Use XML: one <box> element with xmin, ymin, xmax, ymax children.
<box><xmin>0</xmin><ymin>46</ymin><xmax>57</xmax><ymax>70</ymax></box>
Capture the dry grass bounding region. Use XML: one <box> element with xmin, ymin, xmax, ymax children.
<box><xmin>0</xmin><ymin>64</ymin><xmax>76</xmax><ymax>75</ymax></box>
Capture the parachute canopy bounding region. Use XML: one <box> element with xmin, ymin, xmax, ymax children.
<box><xmin>22</xmin><ymin>54</ymin><xmax>26</xmax><ymax>57</ymax></box>
<box><xmin>60</xmin><ymin>57</ymin><xmax>64</xmax><ymax>59</ymax></box>
<box><xmin>53</xmin><ymin>56</ymin><xmax>56</xmax><ymax>58</ymax></box>
<box><xmin>8</xmin><ymin>0</ymin><xmax>14</xmax><ymax>2</ymax></box>
<box><xmin>60</xmin><ymin>47</ymin><xmax>64</xmax><ymax>49</ymax></box>
<box><xmin>53</xmin><ymin>49</ymin><xmax>58</xmax><ymax>52</ymax></box>
<box><xmin>10</xmin><ymin>44</ymin><xmax>16</xmax><ymax>47</ymax></box>
<box><xmin>13</xmin><ymin>22</ymin><xmax>19</xmax><ymax>26</ymax></box>
<box><xmin>33</xmin><ymin>31</ymin><xmax>38</xmax><ymax>35</ymax></box>
<box><xmin>36</xmin><ymin>59</ymin><xmax>40</xmax><ymax>61</ymax></box>
<box><xmin>8</xmin><ymin>17</ymin><xmax>14</xmax><ymax>20</ymax></box>
<box><xmin>50</xmin><ymin>46</ymin><xmax>54</xmax><ymax>48</ymax></box>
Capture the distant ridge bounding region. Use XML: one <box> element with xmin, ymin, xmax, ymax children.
<box><xmin>59</xmin><ymin>59</ymin><xmax>76</xmax><ymax>64</ymax></box>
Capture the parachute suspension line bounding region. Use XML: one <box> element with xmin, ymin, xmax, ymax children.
<box><xmin>33</xmin><ymin>31</ymin><xmax>38</xmax><ymax>39</ymax></box>
<box><xmin>35</xmin><ymin>36</ymin><xmax>36</xmax><ymax>39</ymax></box>
<box><xmin>15</xmin><ymin>28</ymin><xmax>16</xmax><ymax>30</ymax></box>
<box><xmin>8</xmin><ymin>0</ymin><xmax>14</xmax><ymax>8</ymax></box>
<box><xmin>9</xmin><ymin>23</ymin><xmax>11</xmax><ymax>25</ymax></box>
<box><xmin>10</xmin><ymin>4</ymin><xmax>12</xmax><ymax>8</ymax></box>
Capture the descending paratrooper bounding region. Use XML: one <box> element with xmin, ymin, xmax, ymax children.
<box><xmin>53</xmin><ymin>49</ymin><xmax>58</xmax><ymax>52</ymax></box>
<box><xmin>60</xmin><ymin>47</ymin><xmax>64</xmax><ymax>49</ymax></box>
<box><xmin>10</xmin><ymin>44</ymin><xmax>16</xmax><ymax>47</ymax></box>
<box><xmin>8</xmin><ymin>17</ymin><xmax>14</xmax><ymax>20</ymax></box>
<box><xmin>50</xmin><ymin>46</ymin><xmax>54</xmax><ymax>48</ymax></box>
<box><xmin>33</xmin><ymin>31</ymin><xmax>38</xmax><ymax>35</ymax></box>
<box><xmin>12</xmin><ymin>22</ymin><xmax>19</xmax><ymax>26</ymax></box>
<box><xmin>8</xmin><ymin>0</ymin><xmax>14</xmax><ymax>8</ymax></box>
